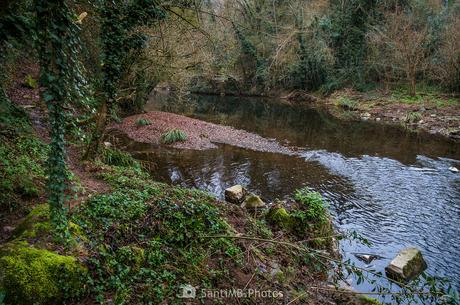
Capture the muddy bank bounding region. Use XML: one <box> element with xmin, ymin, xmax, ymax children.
<box><xmin>110</xmin><ymin>111</ymin><xmax>294</xmax><ymax>154</ymax></box>
<box><xmin>283</xmin><ymin>89</ymin><xmax>460</xmax><ymax>141</ymax></box>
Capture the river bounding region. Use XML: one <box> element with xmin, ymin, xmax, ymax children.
<box><xmin>128</xmin><ymin>92</ymin><xmax>460</xmax><ymax>300</ymax></box>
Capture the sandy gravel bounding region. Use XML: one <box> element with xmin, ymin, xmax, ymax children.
<box><xmin>110</xmin><ymin>111</ymin><xmax>294</xmax><ymax>153</ymax></box>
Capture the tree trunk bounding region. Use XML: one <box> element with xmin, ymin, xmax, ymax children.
<box><xmin>83</xmin><ymin>100</ymin><xmax>108</xmax><ymax>160</ymax></box>
<box><xmin>409</xmin><ymin>73</ymin><xmax>416</xmax><ymax>96</ymax></box>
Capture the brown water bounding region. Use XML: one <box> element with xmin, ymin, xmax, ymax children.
<box><xmin>125</xmin><ymin>92</ymin><xmax>460</xmax><ymax>297</ymax></box>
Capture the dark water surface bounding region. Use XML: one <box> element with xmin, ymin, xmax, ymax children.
<box><xmin>133</xmin><ymin>93</ymin><xmax>460</xmax><ymax>297</ymax></box>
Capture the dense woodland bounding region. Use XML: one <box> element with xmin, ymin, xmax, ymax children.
<box><xmin>0</xmin><ymin>0</ymin><xmax>459</xmax><ymax>304</ymax></box>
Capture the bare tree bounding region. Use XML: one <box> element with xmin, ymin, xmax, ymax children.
<box><xmin>368</xmin><ymin>8</ymin><xmax>430</xmax><ymax>96</ymax></box>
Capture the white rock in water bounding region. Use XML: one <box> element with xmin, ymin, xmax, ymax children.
<box><xmin>449</xmin><ymin>166</ymin><xmax>459</xmax><ymax>173</ymax></box>
<box><xmin>385</xmin><ymin>248</ymin><xmax>427</xmax><ymax>281</ymax></box>
<box><xmin>224</xmin><ymin>185</ymin><xmax>246</xmax><ymax>204</ymax></box>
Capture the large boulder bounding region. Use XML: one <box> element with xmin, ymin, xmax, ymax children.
<box><xmin>224</xmin><ymin>185</ymin><xmax>247</xmax><ymax>204</ymax></box>
<box><xmin>385</xmin><ymin>247</ymin><xmax>427</xmax><ymax>282</ymax></box>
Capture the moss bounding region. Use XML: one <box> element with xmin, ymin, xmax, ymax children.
<box><xmin>266</xmin><ymin>207</ymin><xmax>293</xmax><ymax>229</ymax></box>
<box><xmin>12</xmin><ymin>204</ymin><xmax>51</xmax><ymax>239</ymax></box>
<box><xmin>0</xmin><ymin>242</ymin><xmax>87</xmax><ymax>305</ymax></box>
<box><xmin>242</xmin><ymin>194</ymin><xmax>265</xmax><ymax>208</ymax></box>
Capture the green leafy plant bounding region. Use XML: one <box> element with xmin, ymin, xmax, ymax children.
<box><xmin>160</xmin><ymin>128</ymin><xmax>187</xmax><ymax>144</ymax></box>
<box><xmin>294</xmin><ymin>187</ymin><xmax>329</xmax><ymax>224</ymax></box>
<box><xmin>23</xmin><ymin>74</ymin><xmax>38</xmax><ymax>89</ymax></box>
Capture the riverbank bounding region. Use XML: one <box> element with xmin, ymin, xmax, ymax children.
<box><xmin>0</xmin><ymin>64</ymin><xmax>382</xmax><ymax>305</ymax></box>
<box><xmin>283</xmin><ymin>88</ymin><xmax>460</xmax><ymax>141</ymax></box>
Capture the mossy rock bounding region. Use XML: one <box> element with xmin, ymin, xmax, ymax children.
<box><xmin>242</xmin><ymin>194</ymin><xmax>266</xmax><ymax>208</ymax></box>
<box><xmin>11</xmin><ymin>204</ymin><xmax>51</xmax><ymax>239</ymax></box>
<box><xmin>266</xmin><ymin>207</ymin><xmax>293</xmax><ymax>229</ymax></box>
<box><xmin>0</xmin><ymin>242</ymin><xmax>87</xmax><ymax>305</ymax></box>
<box><xmin>11</xmin><ymin>204</ymin><xmax>88</xmax><ymax>243</ymax></box>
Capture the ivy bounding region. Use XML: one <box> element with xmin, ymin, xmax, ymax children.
<box><xmin>35</xmin><ymin>0</ymin><xmax>82</xmax><ymax>242</ymax></box>
<box><xmin>85</xmin><ymin>0</ymin><xmax>165</xmax><ymax>159</ymax></box>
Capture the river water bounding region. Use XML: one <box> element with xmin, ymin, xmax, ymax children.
<box><xmin>131</xmin><ymin>93</ymin><xmax>460</xmax><ymax>298</ymax></box>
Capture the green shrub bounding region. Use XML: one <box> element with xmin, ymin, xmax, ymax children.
<box><xmin>135</xmin><ymin>118</ymin><xmax>151</xmax><ymax>126</ymax></box>
<box><xmin>160</xmin><ymin>128</ymin><xmax>187</xmax><ymax>144</ymax></box>
<box><xmin>294</xmin><ymin>187</ymin><xmax>329</xmax><ymax>224</ymax></box>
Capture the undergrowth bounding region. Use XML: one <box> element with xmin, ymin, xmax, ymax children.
<box><xmin>0</xmin><ymin>98</ymin><xmax>47</xmax><ymax>213</ymax></box>
<box><xmin>71</xmin><ymin>163</ymin><xmax>243</xmax><ymax>304</ymax></box>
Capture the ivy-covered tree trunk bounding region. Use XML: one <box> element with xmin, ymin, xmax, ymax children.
<box><xmin>36</xmin><ymin>0</ymin><xmax>75</xmax><ymax>240</ymax></box>
<box><xmin>84</xmin><ymin>0</ymin><xmax>165</xmax><ymax>160</ymax></box>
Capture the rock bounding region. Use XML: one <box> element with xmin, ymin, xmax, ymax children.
<box><xmin>353</xmin><ymin>253</ymin><xmax>382</xmax><ymax>264</ymax></box>
<box><xmin>224</xmin><ymin>185</ymin><xmax>246</xmax><ymax>204</ymax></box>
<box><xmin>266</xmin><ymin>206</ymin><xmax>292</xmax><ymax>229</ymax></box>
<box><xmin>242</xmin><ymin>193</ymin><xmax>266</xmax><ymax>209</ymax></box>
<box><xmin>0</xmin><ymin>241</ymin><xmax>87</xmax><ymax>305</ymax></box>
<box><xmin>376</xmin><ymin>117</ymin><xmax>381</xmax><ymax>122</ymax></box>
<box><xmin>103</xmin><ymin>141</ymin><xmax>112</xmax><ymax>147</ymax></box>
<box><xmin>385</xmin><ymin>248</ymin><xmax>427</xmax><ymax>281</ymax></box>
<box><xmin>449</xmin><ymin>166</ymin><xmax>459</xmax><ymax>173</ymax></box>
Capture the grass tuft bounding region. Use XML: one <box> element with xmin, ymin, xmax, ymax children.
<box><xmin>135</xmin><ymin>118</ymin><xmax>151</xmax><ymax>126</ymax></box>
<box><xmin>160</xmin><ymin>128</ymin><xmax>187</xmax><ymax>144</ymax></box>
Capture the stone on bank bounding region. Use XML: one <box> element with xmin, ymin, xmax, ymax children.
<box><xmin>385</xmin><ymin>247</ymin><xmax>427</xmax><ymax>282</ymax></box>
<box><xmin>224</xmin><ymin>184</ymin><xmax>247</xmax><ymax>204</ymax></box>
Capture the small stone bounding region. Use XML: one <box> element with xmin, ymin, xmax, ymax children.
<box><xmin>376</xmin><ymin>117</ymin><xmax>381</xmax><ymax>122</ymax></box>
<box><xmin>103</xmin><ymin>142</ymin><xmax>112</xmax><ymax>147</ymax></box>
<box><xmin>224</xmin><ymin>185</ymin><xmax>246</xmax><ymax>204</ymax></box>
<box><xmin>385</xmin><ymin>248</ymin><xmax>427</xmax><ymax>282</ymax></box>
<box><xmin>449</xmin><ymin>167</ymin><xmax>459</xmax><ymax>173</ymax></box>
<box><xmin>242</xmin><ymin>194</ymin><xmax>266</xmax><ymax>209</ymax></box>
